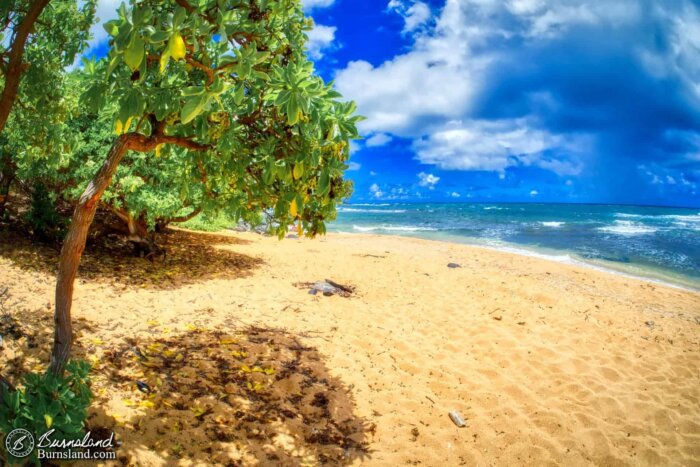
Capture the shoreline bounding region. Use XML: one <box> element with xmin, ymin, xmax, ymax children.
<box><xmin>329</xmin><ymin>229</ymin><xmax>700</xmax><ymax>293</ymax></box>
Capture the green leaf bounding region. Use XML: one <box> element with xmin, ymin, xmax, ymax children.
<box><xmin>180</xmin><ymin>95</ymin><xmax>207</xmax><ymax>124</ymax></box>
<box><xmin>317</xmin><ymin>168</ymin><xmax>330</xmax><ymax>196</ymax></box>
<box><xmin>124</xmin><ymin>35</ymin><xmax>145</xmax><ymax>71</ymax></box>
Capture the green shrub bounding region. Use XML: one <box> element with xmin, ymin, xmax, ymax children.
<box><xmin>25</xmin><ymin>183</ymin><xmax>65</xmax><ymax>243</ymax></box>
<box><xmin>0</xmin><ymin>360</ymin><xmax>93</xmax><ymax>465</ymax></box>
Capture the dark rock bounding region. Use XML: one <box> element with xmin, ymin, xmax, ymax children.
<box><xmin>447</xmin><ymin>263</ymin><xmax>461</xmax><ymax>268</ymax></box>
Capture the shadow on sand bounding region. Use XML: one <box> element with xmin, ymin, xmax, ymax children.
<box><xmin>0</xmin><ymin>228</ymin><xmax>263</xmax><ymax>289</ymax></box>
<box><xmin>1</xmin><ymin>305</ymin><xmax>371</xmax><ymax>465</ymax></box>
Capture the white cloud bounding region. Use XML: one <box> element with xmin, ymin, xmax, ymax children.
<box><xmin>450</xmin><ymin>191</ymin><xmax>461</xmax><ymax>198</ymax></box>
<box><xmin>530</xmin><ymin>190</ymin><xmax>539</xmax><ymax>197</ymax></box>
<box><xmin>303</xmin><ymin>0</ymin><xmax>336</xmax><ymax>10</ymax></box>
<box><xmin>306</xmin><ymin>24</ymin><xmax>337</xmax><ymax>59</ymax></box>
<box><xmin>333</xmin><ymin>0</ymin><xmax>674</xmax><ymax>177</ymax></box>
<box><xmin>417</xmin><ymin>172</ymin><xmax>440</xmax><ymax>189</ymax></box>
<box><xmin>347</xmin><ymin>161</ymin><xmax>361</xmax><ymax>171</ymax></box>
<box><xmin>365</xmin><ymin>133</ymin><xmax>393</xmax><ymax>147</ymax></box>
<box><xmin>369</xmin><ymin>183</ymin><xmax>384</xmax><ymax>198</ymax></box>
<box><xmin>370</xmin><ymin>171</ymin><xmax>378</xmax><ymax>176</ymax></box>
<box><xmin>413</xmin><ymin>119</ymin><xmax>586</xmax><ymax>175</ymax></box>
<box><xmin>389</xmin><ymin>1</ymin><xmax>433</xmax><ymax>32</ymax></box>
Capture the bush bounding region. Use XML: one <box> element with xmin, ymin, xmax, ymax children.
<box><xmin>25</xmin><ymin>183</ymin><xmax>65</xmax><ymax>243</ymax></box>
<box><xmin>0</xmin><ymin>361</ymin><xmax>93</xmax><ymax>465</ymax></box>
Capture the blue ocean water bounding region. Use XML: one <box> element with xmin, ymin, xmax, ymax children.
<box><xmin>330</xmin><ymin>203</ymin><xmax>700</xmax><ymax>290</ymax></box>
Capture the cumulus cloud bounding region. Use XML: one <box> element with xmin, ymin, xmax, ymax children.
<box><xmin>417</xmin><ymin>172</ymin><xmax>440</xmax><ymax>189</ymax></box>
<box><xmin>303</xmin><ymin>0</ymin><xmax>336</xmax><ymax>10</ymax></box>
<box><xmin>306</xmin><ymin>25</ymin><xmax>337</xmax><ymax>59</ymax></box>
<box><xmin>365</xmin><ymin>133</ymin><xmax>394</xmax><ymax>147</ymax></box>
<box><xmin>347</xmin><ymin>161</ymin><xmax>361</xmax><ymax>171</ymax></box>
<box><xmin>388</xmin><ymin>0</ymin><xmax>433</xmax><ymax>32</ymax></box>
<box><xmin>369</xmin><ymin>183</ymin><xmax>383</xmax><ymax>198</ymax></box>
<box><xmin>530</xmin><ymin>190</ymin><xmax>539</xmax><ymax>197</ymax></box>
<box><xmin>334</xmin><ymin>0</ymin><xmax>700</xmax><ymax>200</ymax></box>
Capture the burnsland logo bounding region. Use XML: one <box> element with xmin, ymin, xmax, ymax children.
<box><xmin>5</xmin><ymin>429</ymin><xmax>34</xmax><ymax>458</ymax></box>
<box><xmin>4</xmin><ymin>428</ymin><xmax>117</xmax><ymax>460</ymax></box>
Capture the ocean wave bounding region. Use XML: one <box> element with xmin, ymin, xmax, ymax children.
<box><xmin>345</xmin><ymin>203</ymin><xmax>391</xmax><ymax>207</ymax></box>
<box><xmin>483</xmin><ymin>206</ymin><xmax>505</xmax><ymax>211</ymax></box>
<box><xmin>540</xmin><ymin>221</ymin><xmax>565</xmax><ymax>228</ymax></box>
<box><xmin>598</xmin><ymin>220</ymin><xmax>657</xmax><ymax>235</ymax></box>
<box><xmin>339</xmin><ymin>208</ymin><xmax>407</xmax><ymax>213</ymax></box>
<box><xmin>352</xmin><ymin>224</ymin><xmax>438</xmax><ymax>232</ymax></box>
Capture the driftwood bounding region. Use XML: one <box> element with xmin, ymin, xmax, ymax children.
<box><xmin>324</xmin><ymin>279</ymin><xmax>354</xmax><ymax>294</ymax></box>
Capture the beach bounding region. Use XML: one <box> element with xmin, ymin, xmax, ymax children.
<box><xmin>1</xmin><ymin>229</ymin><xmax>699</xmax><ymax>465</ymax></box>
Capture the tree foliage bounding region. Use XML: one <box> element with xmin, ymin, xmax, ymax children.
<box><xmin>74</xmin><ymin>0</ymin><xmax>360</xmax><ymax>238</ymax></box>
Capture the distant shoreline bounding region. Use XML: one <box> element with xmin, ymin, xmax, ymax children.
<box><xmin>328</xmin><ymin>230</ymin><xmax>700</xmax><ymax>293</ymax></box>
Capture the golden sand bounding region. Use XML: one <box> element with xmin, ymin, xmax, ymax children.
<box><xmin>1</xmin><ymin>229</ymin><xmax>699</xmax><ymax>465</ymax></box>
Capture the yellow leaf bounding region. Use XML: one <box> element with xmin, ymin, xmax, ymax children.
<box><xmin>159</xmin><ymin>50</ymin><xmax>171</xmax><ymax>73</ymax></box>
<box><xmin>155</xmin><ymin>144</ymin><xmax>163</xmax><ymax>157</ymax></box>
<box><xmin>185</xmin><ymin>323</ymin><xmax>198</xmax><ymax>331</ymax></box>
<box><xmin>169</xmin><ymin>34</ymin><xmax>186</xmax><ymax>60</ymax></box>
<box><xmin>114</xmin><ymin>119</ymin><xmax>123</xmax><ymax>135</ymax></box>
<box><xmin>219</xmin><ymin>339</ymin><xmax>237</xmax><ymax>345</ymax></box>
<box><xmin>147</xmin><ymin>319</ymin><xmax>160</xmax><ymax>327</ymax></box>
<box><xmin>91</xmin><ymin>338</ymin><xmax>105</xmax><ymax>345</ymax></box>
<box><xmin>298</xmin><ymin>220</ymin><xmax>303</xmax><ymax>237</ymax></box>
<box><xmin>290</xmin><ymin>198</ymin><xmax>298</xmax><ymax>217</ymax></box>
<box><xmin>88</xmin><ymin>355</ymin><xmax>100</xmax><ymax>365</ymax></box>
<box><xmin>263</xmin><ymin>367</ymin><xmax>276</xmax><ymax>375</ymax></box>
<box><xmin>240</xmin><ymin>364</ymin><xmax>251</xmax><ymax>373</ymax></box>
<box><xmin>122</xmin><ymin>398</ymin><xmax>135</xmax><ymax>407</ymax></box>
<box><xmin>45</xmin><ymin>414</ymin><xmax>53</xmax><ymax>428</ymax></box>
<box><xmin>174</xmin><ymin>353</ymin><xmax>184</xmax><ymax>362</ymax></box>
<box><xmin>139</xmin><ymin>400</ymin><xmax>156</xmax><ymax>409</ymax></box>
<box><xmin>190</xmin><ymin>406</ymin><xmax>206</xmax><ymax>417</ymax></box>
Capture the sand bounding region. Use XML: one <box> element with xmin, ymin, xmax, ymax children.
<box><xmin>1</xmin><ymin>228</ymin><xmax>699</xmax><ymax>466</ymax></box>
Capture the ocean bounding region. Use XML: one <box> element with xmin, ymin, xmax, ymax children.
<box><xmin>331</xmin><ymin>203</ymin><xmax>700</xmax><ymax>290</ymax></box>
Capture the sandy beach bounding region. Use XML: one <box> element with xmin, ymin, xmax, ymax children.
<box><xmin>1</xmin><ymin>228</ymin><xmax>699</xmax><ymax>466</ymax></box>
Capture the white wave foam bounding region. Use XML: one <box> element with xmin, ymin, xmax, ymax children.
<box><xmin>483</xmin><ymin>206</ymin><xmax>505</xmax><ymax>211</ymax></box>
<box><xmin>339</xmin><ymin>208</ymin><xmax>406</xmax><ymax>213</ymax></box>
<box><xmin>598</xmin><ymin>220</ymin><xmax>656</xmax><ymax>235</ymax></box>
<box><xmin>345</xmin><ymin>203</ymin><xmax>391</xmax><ymax>207</ymax></box>
<box><xmin>540</xmin><ymin>221</ymin><xmax>564</xmax><ymax>228</ymax></box>
<box><xmin>352</xmin><ymin>225</ymin><xmax>438</xmax><ymax>232</ymax></box>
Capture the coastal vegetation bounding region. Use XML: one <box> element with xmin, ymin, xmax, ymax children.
<box><xmin>1</xmin><ymin>0</ymin><xmax>359</xmax><ymax>461</ymax></box>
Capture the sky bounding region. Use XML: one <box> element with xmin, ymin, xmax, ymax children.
<box><xmin>85</xmin><ymin>0</ymin><xmax>700</xmax><ymax>207</ymax></box>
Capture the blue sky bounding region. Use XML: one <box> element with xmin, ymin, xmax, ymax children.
<box><xmin>87</xmin><ymin>0</ymin><xmax>700</xmax><ymax>207</ymax></box>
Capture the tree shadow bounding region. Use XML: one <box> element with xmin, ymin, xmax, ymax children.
<box><xmin>0</xmin><ymin>304</ymin><xmax>94</xmax><ymax>384</ymax></box>
<box><xmin>1</xmin><ymin>305</ymin><xmax>373</xmax><ymax>465</ymax></box>
<box><xmin>89</xmin><ymin>327</ymin><xmax>372</xmax><ymax>465</ymax></box>
<box><xmin>0</xmin><ymin>228</ymin><xmax>263</xmax><ymax>289</ymax></box>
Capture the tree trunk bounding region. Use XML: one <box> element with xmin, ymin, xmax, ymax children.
<box><xmin>49</xmin><ymin>136</ymin><xmax>130</xmax><ymax>376</ymax></box>
<box><xmin>0</xmin><ymin>0</ymin><xmax>52</xmax><ymax>134</ymax></box>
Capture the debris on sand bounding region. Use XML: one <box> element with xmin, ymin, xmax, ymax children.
<box><xmin>447</xmin><ymin>263</ymin><xmax>461</xmax><ymax>268</ymax></box>
<box><xmin>295</xmin><ymin>279</ymin><xmax>355</xmax><ymax>297</ymax></box>
<box><xmin>449</xmin><ymin>410</ymin><xmax>468</xmax><ymax>428</ymax></box>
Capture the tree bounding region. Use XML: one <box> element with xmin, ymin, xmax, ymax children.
<box><xmin>0</xmin><ymin>1</ymin><xmax>95</xmax><ymax>216</ymax></box>
<box><xmin>0</xmin><ymin>0</ymin><xmax>96</xmax><ymax>134</ymax></box>
<box><xmin>49</xmin><ymin>0</ymin><xmax>360</xmax><ymax>375</ymax></box>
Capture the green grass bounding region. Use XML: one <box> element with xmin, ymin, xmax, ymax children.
<box><xmin>178</xmin><ymin>212</ymin><xmax>235</xmax><ymax>232</ymax></box>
